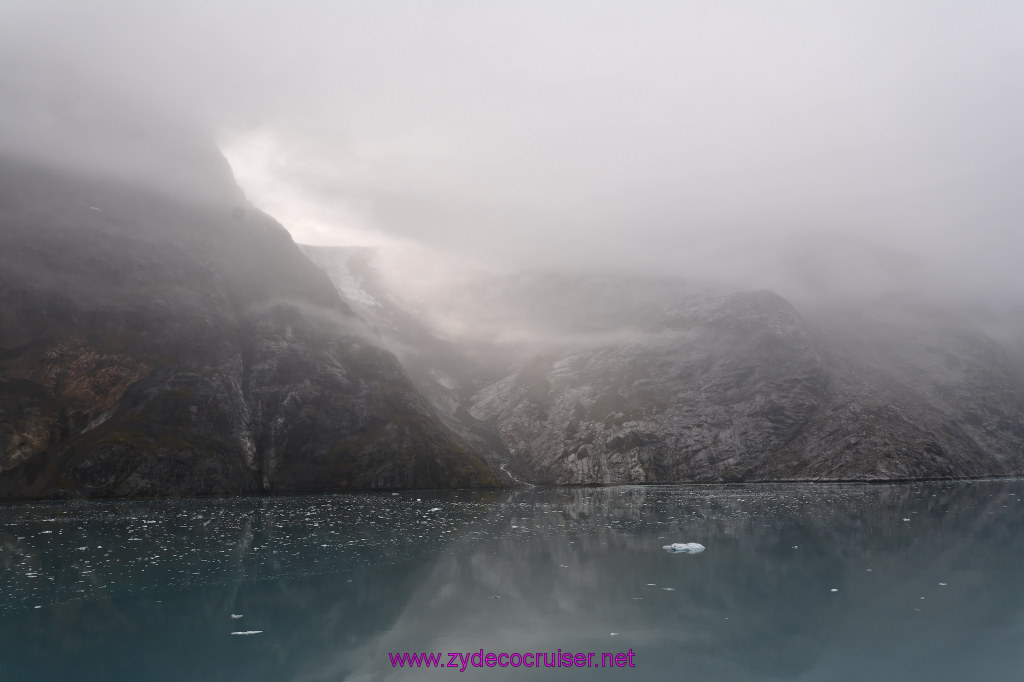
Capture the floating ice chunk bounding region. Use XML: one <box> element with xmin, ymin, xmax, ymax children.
<box><xmin>231</xmin><ymin>614</ymin><xmax>243</xmax><ymax>619</ymax></box>
<box><xmin>230</xmin><ymin>631</ymin><xmax>263</xmax><ymax>636</ymax></box>
<box><xmin>663</xmin><ymin>542</ymin><xmax>705</xmax><ymax>554</ymax></box>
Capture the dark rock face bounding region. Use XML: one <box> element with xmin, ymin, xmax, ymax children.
<box><xmin>0</xmin><ymin>157</ymin><xmax>499</xmax><ymax>499</ymax></box>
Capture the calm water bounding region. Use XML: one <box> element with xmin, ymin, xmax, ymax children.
<box><xmin>1</xmin><ymin>481</ymin><xmax>1023</xmax><ymax>681</ymax></box>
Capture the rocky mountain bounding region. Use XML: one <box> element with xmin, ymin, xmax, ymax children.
<box><xmin>303</xmin><ymin>249</ymin><xmax>1024</xmax><ymax>484</ymax></box>
<box><xmin>3</xmin><ymin>128</ymin><xmax>1021</xmax><ymax>499</ymax></box>
<box><xmin>0</xmin><ymin>152</ymin><xmax>499</xmax><ymax>500</ymax></box>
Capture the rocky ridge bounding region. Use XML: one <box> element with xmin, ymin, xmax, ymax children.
<box><xmin>303</xmin><ymin>248</ymin><xmax>1024</xmax><ymax>484</ymax></box>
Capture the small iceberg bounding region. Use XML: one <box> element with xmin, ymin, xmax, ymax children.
<box><xmin>663</xmin><ymin>542</ymin><xmax>705</xmax><ymax>554</ymax></box>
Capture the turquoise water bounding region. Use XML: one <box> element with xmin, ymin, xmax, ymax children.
<box><xmin>1</xmin><ymin>481</ymin><xmax>1023</xmax><ymax>681</ymax></box>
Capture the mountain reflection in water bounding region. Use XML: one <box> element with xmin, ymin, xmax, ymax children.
<box><xmin>1</xmin><ymin>481</ymin><xmax>1022</xmax><ymax>681</ymax></box>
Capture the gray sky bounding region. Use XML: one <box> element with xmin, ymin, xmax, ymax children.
<box><xmin>2</xmin><ymin>1</ymin><xmax>1023</xmax><ymax>300</ymax></box>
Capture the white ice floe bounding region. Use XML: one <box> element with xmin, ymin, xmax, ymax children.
<box><xmin>230</xmin><ymin>631</ymin><xmax>263</xmax><ymax>636</ymax></box>
<box><xmin>231</xmin><ymin>614</ymin><xmax>243</xmax><ymax>619</ymax></box>
<box><xmin>662</xmin><ymin>542</ymin><xmax>705</xmax><ymax>554</ymax></box>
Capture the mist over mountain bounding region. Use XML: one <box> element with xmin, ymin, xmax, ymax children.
<box><xmin>4</xmin><ymin>2</ymin><xmax>1023</xmax><ymax>291</ymax></box>
<box><xmin>301</xmin><ymin>246</ymin><xmax>1024</xmax><ymax>484</ymax></box>
<box><xmin>1</xmin><ymin>2</ymin><xmax>1023</xmax><ymax>497</ymax></box>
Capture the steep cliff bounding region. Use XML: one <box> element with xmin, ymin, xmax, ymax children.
<box><xmin>0</xmin><ymin>155</ymin><xmax>499</xmax><ymax>499</ymax></box>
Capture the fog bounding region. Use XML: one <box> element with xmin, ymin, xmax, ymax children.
<box><xmin>2</xmin><ymin>1</ymin><xmax>1023</xmax><ymax>311</ymax></box>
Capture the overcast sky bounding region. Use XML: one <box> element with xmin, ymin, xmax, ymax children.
<box><xmin>2</xmin><ymin>1</ymin><xmax>1023</xmax><ymax>300</ymax></box>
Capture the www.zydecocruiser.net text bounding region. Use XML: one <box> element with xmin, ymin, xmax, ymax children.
<box><xmin>389</xmin><ymin>649</ymin><xmax>637</xmax><ymax>671</ymax></box>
